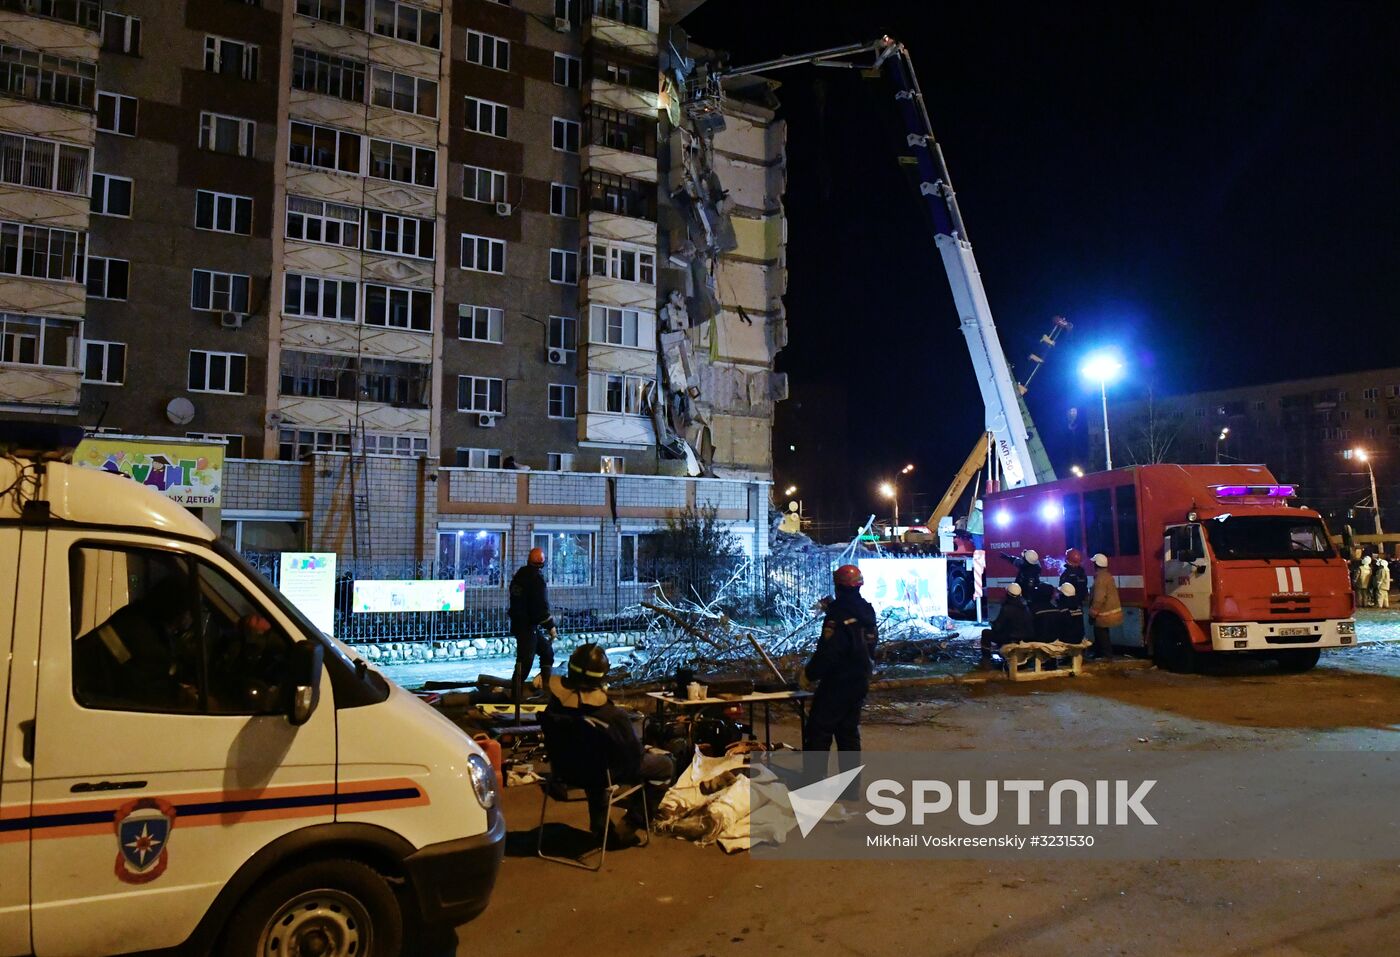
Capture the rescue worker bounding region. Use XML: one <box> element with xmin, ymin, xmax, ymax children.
<box><xmin>1355</xmin><ymin>555</ymin><xmax>1374</xmax><ymax>608</ymax></box>
<box><xmin>508</xmin><ymin>546</ymin><xmax>557</xmax><ymax>703</ymax></box>
<box><xmin>1087</xmin><ymin>552</ymin><xmax>1121</xmax><ymax>659</ymax></box>
<box><xmin>1060</xmin><ymin>548</ymin><xmax>1090</xmax><ymax>642</ymax></box>
<box><xmin>979</xmin><ymin>581</ymin><xmax>1034</xmax><ymax>668</ymax></box>
<box><xmin>1056</xmin><ymin>581</ymin><xmax>1085</xmax><ymax>643</ymax></box>
<box><xmin>1033</xmin><ymin>582</ymin><xmax>1071</xmax><ymax>643</ymax></box>
<box><xmin>544</xmin><ymin>644</ymin><xmax>674</xmax><ymax>846</ymax></box>
<box><xmin>801</xmin><ymin>564</ymin><xmax>878</xmax><ymax>786</ymax></box>
<box><xmin>1001</xmin><ymin>548</ymin><xmax>1043</xmax><ymax>596</ymax></box>
<box><xmin>1376</xmin><ymin>558</ymin><xmax>1391</xmax><ymax>609</ymax></box>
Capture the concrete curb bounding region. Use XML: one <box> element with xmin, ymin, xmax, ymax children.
<box><xmin>871</xmin><ymin>658</ymin><xmax>1155</xmax><ymax>691</ymax></box>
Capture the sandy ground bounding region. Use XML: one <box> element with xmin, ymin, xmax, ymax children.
<box><xmin>437</xmin><ymin>637</ymin><xmax>1400</xmax><ymax>957</ymax></box>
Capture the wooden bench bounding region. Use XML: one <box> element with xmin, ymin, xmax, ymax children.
<box><xmin>997</xmin><ymin>641</ymin><xmax>1093</xmax><ymax>681</ymax></box>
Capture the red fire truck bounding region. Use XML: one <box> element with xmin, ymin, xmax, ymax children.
<box><xmin>984</xmin><ymin>464</ymin><xmax>1356</xmax><ymax>672</ymax></box>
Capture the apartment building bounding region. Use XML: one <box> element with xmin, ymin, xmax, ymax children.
<box><xmin>0</xmin><ymin>0</ymin><xmax>785</xmax><ymax>608</ymax></box>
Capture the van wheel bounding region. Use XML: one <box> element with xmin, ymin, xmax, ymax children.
<box><xmin>1274</xmin><ymin>648</ymin><xmax>1321</xmax><ymax>673</ymax></box>
<box><xmin>221</xmin><ymin>858</ymin><xmax>403</xmax><ymax>957</ymax></box>
<box><xmin>1151</xmin><ymin>618</ymin><xmax>1197</xmax><ymax>674</ymax></box>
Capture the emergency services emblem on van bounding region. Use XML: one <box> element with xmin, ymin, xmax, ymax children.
<box><xmin>113</xmin><ymin>797</ymin><xmax>176</xmax><ymax>884</ymax></box>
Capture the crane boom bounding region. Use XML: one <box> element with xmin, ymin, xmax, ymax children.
<box><xmin>704</xmin><ymin>36</ymin><xmax>1056</xmax><ymax>488</ymax></box>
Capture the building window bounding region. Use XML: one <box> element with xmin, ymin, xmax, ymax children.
<box><xmin>555</xmin><ymin>0</ymin><xmax>579</xmax><ymax>24</ymax></box>
<box><xmin>369</xmin><ymin>138</ymin><xmax>435</xmax><ymax>187</ymax></box>
<box><xmin>0</xmin><ymin>44</ymin><xmax>97</xmax><ymax>110</ymax></box>
<box><xmin>0</xmin><ymin>220</ymin><xmax>85</xmax><ymax>282</ymax></box>
<box><xmin>373</xmin><ymin>0</ymin><xmax>441</xmax><ymax>48</ymax></box>
<box><xmin>90</xmin><ymin>173</ymin><xmax>133</xmax><ymax>217</ymax></box>
<box><xmin>457</xmin><ymin>375</ymin><xmax>504</xmax><ymax>414</ymax></box>
<box><xmin>1253</xmin><ymin>400</ymin><xmax>1266</xmax><ymax>412</ymax></box>
<box><xmin>195</xmin><ymin>190</ymin><xmax>252</xmax><ymax>235</ymax></box>
<box><xmin>0</xmin><ymin>134</ymin><xmax>90</xmax><ymax>195</ymax></box>
<box><xmin>191</xmin><ymin>269</ymin><xmax>251</xmax><ymax>313</ymax></box>
<box><xmin>279</xmin><ymin>351</ymin><xmax>430</xmax><ymax>408</ymax></box>
<box><xmin>547</xmin><ymin>452</ymin><xmax>574</xmax><ymax>471</ymax></box>
<box><xmin>362</xmin><ymin>433</ymin><xmax>429</xmax><ymax>457</ymax></box>
<box><xmin>592</xmin><ymin>53</ymin><xmax>653</xmax><ymax>92</ymax></box>
<box><xmin>461</xmin><ymin>234</ymin><xmax>505</xmax><ymax>274</ymax></box>
<box><xmin>458</xmin><ymin>304</ymin><xmax>504</xmax><ymax>343</ymax></box>
<box><xmin>453</xmin><ymin>449</ymin><xmax>501</xmax><ymax>469</ymax></box>
<box><xmin>82</xmin><ymin>340</ymin><xmax>125</xmax><ymax>385</ymax></box>
<box><xmin>294</xmin><ymin>0</ymin><xmax>366</xmax><ymax>27</ymax></box>
<box><xmin>437</xmin><ymin>527</ymin><xmax>504</xmax><ymax>586</ymax></box>
<box><xmin>588</xmin><ymin>371</ymin><xmax>652</xmax><ymax>415</ymax></box>
<box><xmin>549</xmin><ymin>248</ymin><xmax>577</xmax><ymax>284</ymax></box>
<box><xmin>548</xmin><ymin>314</ymin><xmax>577</xmax><ymax>354</ymax></box>
<box><xmin>465</xmin><ymin>29</ymin><xmax>509</xmax><ymax>70</ymax></box>
<box><xmin>204</xmin><ymin>35</ymin><xmax>259</xmax><ymax>79</ymax></box>
<box><xmin>198</xmin><ymin>112</ymin><xmax>256</xmax><ymax>157</ymax></box>
<box><xmin>289</xmin><ymin>121</ymin><xmax>362</xmax><ymax>174</ymax></box>
<box><xmin>188</xmin><ymin>350</ymin><xmax>248</xmax><ymax>394</ymax></box>
<box><xmin>1364</xmin><ymin>407</ymin><xmax>1379</xmax><ymax>419</ymax></box>
<box><xmin>463</xmin><ymin>96</ymin><xmax>508</xmax><ymax>137</ymax></box>
<box><xmin>589</xmin><ymin>239</ymin><xmax>655</xmax><ymax>283</ymax></box>
<box><xmin>552</xmin><ymin>117</ymin><xmax>580</xmax><ymax>153</ymax></box>
<box><xmin>1363</xmin><ymin>387</ymin><xmax>1379</xmax><ymax>400</ymax></box>
<box><xmin>550</xmin><ymin>183</ymin><xmax>578</xmax><ymax>217</ymax></box>
<box><xmin>292</xmin><ymin>47</ymin><xmax>366</xmax><ymax>102</ymax></box>
<box><xmin>588</xmin><ymin>304</ymin><xmax>651</xmax><ymax>348</ymax></box>
<box><xmin>1340</xmin><ymin>410</ymin><xmax>1351</xmax><ymax>421</ymax></box>
<box><xmin>584</xmin><ymin>169</ymin><xmax>655</xmax><ymax>219</ymax></box>
<box><xmin>364</xmin><ymin>209</ymin><xmax>434</xmax><ymax>259</ymax></box>
<box><xmin>370</xmin><ymin>67</ymin><xmax>437</xmax><ymax>117</ymax></box>
<box><xmin>278</xmin><ymin>427</ymin><xmax>352</xmax><ymax>459</ymax></box>
<box><xmin>187</xmin><ymin>432</ymin><xmax>245</xmax><ymax>457</ymax></box>
<box><xmin>619</xmin><ymin>531</ymin><xmax>663</xmax><ymax>583</ymax></box>
<box><xmin>532</xmin><ymin>531</ymin><xmax>592</xmax><ymax>586</ymax></box>
<box><xmin>286</xmin><ymin>196</ymin><xmax>361</xmax><ymax>249</ymax></box>
<box><xmin>547</xmin><ymin>383</ymin><xmax>577</xmax><ymax>420</ymax></box>
<box><xmin>359</xmin><ymin>357</ymin><xmax>431</xmax><ymax>407</ymax></box>
<box><xmin>0</xmin><ymin>313</ymin><xmax>80</xmax><ymax>368</ymax></box>
<box><xmin>101</xmin><ymin>13</ymin><xmax>141</xmax><ymax>55</ymax></box>
<box><xmin>585</xmin><ymin>105</ymin><xmax>654</xmax><ymax>155</ymax></box>
<box><xmin>85</xmin><ymin>256</ymin><xmax>129</xmax><ymax>300</ymax></box>
<box><xmin>553</xmin><ymin>53</ymin><xmax>580</xmax><ymax>88</ymax></box>
<box><xmin>590</xmin><ymin>0</ymin><xmax>647</xmax><ymax>29</ymax></box>
<box><xmin>284</xmin><ymin>273</ymin><xmax>357</xmax><ymax>323</ymax></box>
<box><xmin>96</xmin><ymin>92</ymin><xmax>137</xmax><ymax>136</ymax></box>
<box><xmin>600</xmin><ymin>455</ymin><xmax>625</xmax><ymax>474</ymax></box>
<box><xmin>463</xmin><ymin>165</ymin><xmax>507</xmax><ymax>204</ymax></box>
<box><xmin>363</xmin><ymin>282</ymin><xmax>433</xmax><ymax>331</ymax></box>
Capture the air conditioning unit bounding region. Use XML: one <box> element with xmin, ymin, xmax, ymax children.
<box><xmin>547</xmin><ymin>348</ymin><xmax>568</xmax><ymax>365</ymax></box>
<box><xmin>477</xmin><ymin>413</ymin><xmax>498</xmax><ymax>428</ymax></box>
<box><xmin>494</xmin><ymin>202</ymin><xmax>513</xmax><ymax>217</ymax></box>
<box><xmin>220</xmin><ymin>312</ymin><xmax>248</xmax><ymax>329</ymax></box>
<box><xmin>553</xmin><ymin>16</ymin><xmax>571</xmax><ymax>32</ymax></box>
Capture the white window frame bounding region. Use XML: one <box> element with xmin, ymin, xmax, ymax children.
<box><xmin>600</xmin><ymin>456</ymin><xmax>625</xmax><ymax>475</ymax></box>
<box><xmin>462</xmin><ymin>165</ymin><xmax>507</xmax><ymax>204</ymax></box>
<box><xmin>588</xmin><ymin>303</ymin><xmax>653</xmax><ymax>349</ymax></box>
<box><xmin>457</xmin><ymin>375</ymin><xmax>504</xmax><ymax>414</ymax></box>
<box><xmin>96</xmin><ymin>91</ymin><xmax>137</xmax><ymax>136</ymax></box>
<box><xmin>90</xmin><ymin>172</ymin><xmax>133</xmax><ymax>217</ymax></box>
<box><xmin>458</xmin><ymin>304</ymin><xmax>504</xmax><ymax>343</ymax></box>
<box><xmin>588</xmin><ymin>371</ymin><xmax>653</xmax><ymax>416</ymax></box>
<box><xmin>552</xmin><ymin>117</ymin><xmax>580</xmax><ymax>153</ymax></box>
<box><xmin>0</xmin><ymin>313</ymin><xmax>80</xmax><ymax>369</ymax></box>
<box><xmin>283</xmin><ymin>272</ymin><xmax>358</xmax><ymax>323</ymax></box>
<box><xmin>550</xmin><ymin>182</ymin><xmax>577</xmax><ymax>217</ymax></box>
<box><xmin>370</xmin><ymin>67</ymin><xmax>438</xmax><ymax>118</ymax></box>
<box><xmin>363</xmin><ymin>281</ymin><xmax>433</xmax><ymax>332</ymax></box>
<box><xmin>0</xmin><ymin>221</ymin><xmax>85</xmax><ymax>283</ymax></box>
<box><xmin>364</xmin><ymin>208</ymin><xmax>435</xmax><ymax>259</ymax></box>
<box><xmin>547</xmin><ymin>452</ymin><xmax>574</xmax><ymax>472</ymax></box>
<box><xmin>547</xmin><ymin>383</ymin><xmax>576</xmax><ymax>420</ymax></box>
<box><xmin>463</xmin><ymin>96</ymin><xmax>508</xmax><ymax>138</ymax></box>
<box><xmin>198</xmin><ymin>111</ymin><xmax>256</xmax><ymax>157</ymax></box>
<box><xmin>102</xmin><ymin>12</ymin><xmax>141</xmax><ymax>55</ymax></box>
<box><xmin>203</xmin><ymin>34</ymin><xmax>259</xmax><ymax>80</ymax></box>
<box><xmin>289</xmin><ymin>120</ymin><xmax>362</xmax><ymax>174</ymax></box>
<box><xmin>85</xmin><ymin>256</ymin><xmax>129</xmax><ymax>301</ymax></box>
<box><xmin>461</xmin><ymin>233</ymin><xmax>506</xmax><ymax>274</ymax></box>
<box><xmin>457</xmin><ymin>447</ymin><xmax>502</xmax><ymax>469</ymax></box>
<box><xmin>549</xmin><ymin>248</ymin><xmax>577</xmax><ymax>285</ymax></box>
<box><xmin>362</xmin><ymin>433</ymin><xmax>430</xmax><ymax>457</ymax></box>
<box><xmin>292</xmin><ymin>46</ymin><xmax>366</xmax><ymax>102</ymax></box>
<box><xmin>553</xmin><ymin>53</ymin><xmax>580</xmax><ymax>88</ymax></box>
<box><xmin>0</xmin><ymin>133</ymin><xmax>90</xmax><ymax>195</ymax></box>
<box><xmin>82</xmin><ymin>339</ymin><xmax>125</xmax><ymax>385</ymax></box>
<box><xmin>190</xmin><ymin>269</ymin><xmax>251</xmax><ymax>314</ymax></box>
<box><xmin>188</xmin><ymin>349</ymin><xmax>248</xmax><ymax>395</ymax></box>
<box><xmin>548</xmin><ymin>315</ymin><xmax>576</xmax><ymax>354</ymax></box>
<box><xmin>590</xmin><ymin>239</ymin><xmax>655</xmax><ymax>284</ymax></box>
<box><xmin>368</xmin><ymin>137</ymin><xmax>435</xmax><ymax>188</ymax></box>
<box><xmin>372</xmin><ymin>0</ymin><xmax>442</xmax><ymax>49</ymax></box>
<box><xmin>285</xmin><ymin>195</ymin><xmax>361</xmax><ymax>249</ymax></box>
<box><xmin>194</xmin><ymin>189</ymin><xmax>253</xmax><ymax>235</ymax></box>
<box><xmin>465</xmin><ymin>30</ymin><xmax>509</xmax><ymax>71</ymax></box>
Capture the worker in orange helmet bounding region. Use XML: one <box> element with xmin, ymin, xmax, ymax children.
<box><xmin>800</xmin><ymin>563</ymin><xmax>878</xmax><ymax>794</ymax></box>
<box><xmin>508</xmin><ymin>545</ymin><xmax>557</xmax><ymax>705</ymax></box>
<box><xmin>1060</xmin><ymin>548</ymin><xmax>1089</xmax><ymax>642</ymax></box>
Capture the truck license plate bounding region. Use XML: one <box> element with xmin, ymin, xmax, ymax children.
<box><xmin>1278</xmin><ymin>627</ymin><xmax>1310</xmax><ymax>636</ymax></box>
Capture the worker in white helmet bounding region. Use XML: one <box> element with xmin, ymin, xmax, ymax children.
<box><xmin>999</xmin><ymin>547</ymin><xmax>1043</xmax><ymax>598</ymax></box>
<box><xmin>1376</xmin><ymin>558</ymin><xmax>1392</xmax><ymax>609</ymax></box>
<box><xmin>979</xmin><ymin>582</ymin><xmax>1033</xmax><ymax>669</ymax></box>
<box><xmin>1088</xmin><ymin>553</ymin><xmax>1121</xmax><ymax>659</ymax></box>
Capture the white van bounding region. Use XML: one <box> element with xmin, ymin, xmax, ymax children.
<box><xmin>0</xmin><ymin>446</ymin><xmax>502</xmax><ymax>956</ymax></box>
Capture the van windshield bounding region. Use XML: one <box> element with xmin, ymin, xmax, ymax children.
<box><xmin>1204</xmin><ymin>516</ymin><xmax>1335</xmax><ymax>560</ymax></box>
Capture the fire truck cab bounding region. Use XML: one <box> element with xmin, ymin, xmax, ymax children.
<box><xmin>985</xmin><ymin>464</ymin><xmax>1356</xmax><ymax>672</ymax></box>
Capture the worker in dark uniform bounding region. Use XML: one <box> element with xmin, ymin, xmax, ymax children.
<box><xmin>508</xmin><ymin>546</ymin><xmax>556</xmax><ymax>704</ymax></box>
<box><xmin>1001</xmin><ymin>548</ymin><xmax>1043</xmax><ymax>596</ymax></box>
<box><xmin>802</xmin><ymin>564</ymin><xmax>878</xmax><ymax>788</ymax></box>
<box><xmin>1060</xmin><ymin>549</ymin><xmax>1090</xmax><ymax>642</ymax></box>
<box><xmin>1032</xmin><ymin>581</ymin><xmax>1069</xmax><ymax>643</ymax></box>
<box><xmin>1054</xmin><ymin>582</ymin><xmax>1085</xmax><ymax>643</ymax></box>
<box><xmin>980</xmin><ymin>581</ymin><xmax>1034</xmax><ymax>668</ymax></box>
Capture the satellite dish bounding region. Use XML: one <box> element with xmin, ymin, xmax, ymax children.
<box><xmin>165</xmin><ymin>397</ymin><xmax>195</xmax><ymax>425</ymax></box>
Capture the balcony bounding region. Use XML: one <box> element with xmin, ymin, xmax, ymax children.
<box><xmin>0</xmin><ymin>0</ymin><xmax>101</xmax><ymax>31</ymax></box>
<box><xmin>0</xmin><ymin>43</ymin><xmax>97</xmax><ymax>111</ymax></box>
<box><xmin>588</xmin><ymin>0</ymin><xmax>647</xmax><ymax>30</ymax></box>
<box><xmin>583</xmin><ymin>170</ymin><xmax>655</xmax><ymax>221</ymax></box>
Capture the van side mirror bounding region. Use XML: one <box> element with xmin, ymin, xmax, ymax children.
<box><xmin>288</xmin><ymin>640</ymin><xmax>324</xmax><ymax>726</ymax></box>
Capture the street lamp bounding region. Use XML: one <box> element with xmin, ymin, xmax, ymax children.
<box><xmin>1081</xmin><ymin>352</ymin><xmax>1124</xmax><ymax>471</ymax></box>
<box><xmin>1215</xmin><ymin>427</ymin><xmax>1230</xmax><ymax>464</ymax></box>
<box><xmin>879</xmin><ymin>480</ymin><xmax>899</xmax><ymax>534</ymax></box>
<box><xmin>1351</xmin><ymin>448</ymin><xmax>1383</xmax><ymax>535</ymax></box>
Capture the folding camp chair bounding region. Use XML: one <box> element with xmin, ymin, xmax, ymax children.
<box><xmin>537</xmin><ymin>710</ymin><xmax>650</xmax><ymax>870</ymax></box>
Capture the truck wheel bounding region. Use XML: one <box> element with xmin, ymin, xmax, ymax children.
<box><xmin>220</xmin><ymin>858</ymin><xmax>403</xmax><ymax>957</ymax></box>
<box><xmin>1151</xmin><ymin>619</ymin><xmax>1196</xmax><ymax>674</ymax></box>
<box><xmin>948</xmin><ymin>574</ymin><xmax>971</xmax><ymax>614</ymax></box>
<box><xmin>1274</xmin><ymin>648</ymin><xmax>1321</xmax><ymax>673</ymax></box>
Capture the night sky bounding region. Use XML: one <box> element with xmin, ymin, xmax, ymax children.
<box><xmin>682</xmin><ymin>1</ymin><xmax>1400</xmax><ymax>535</ymax></box>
